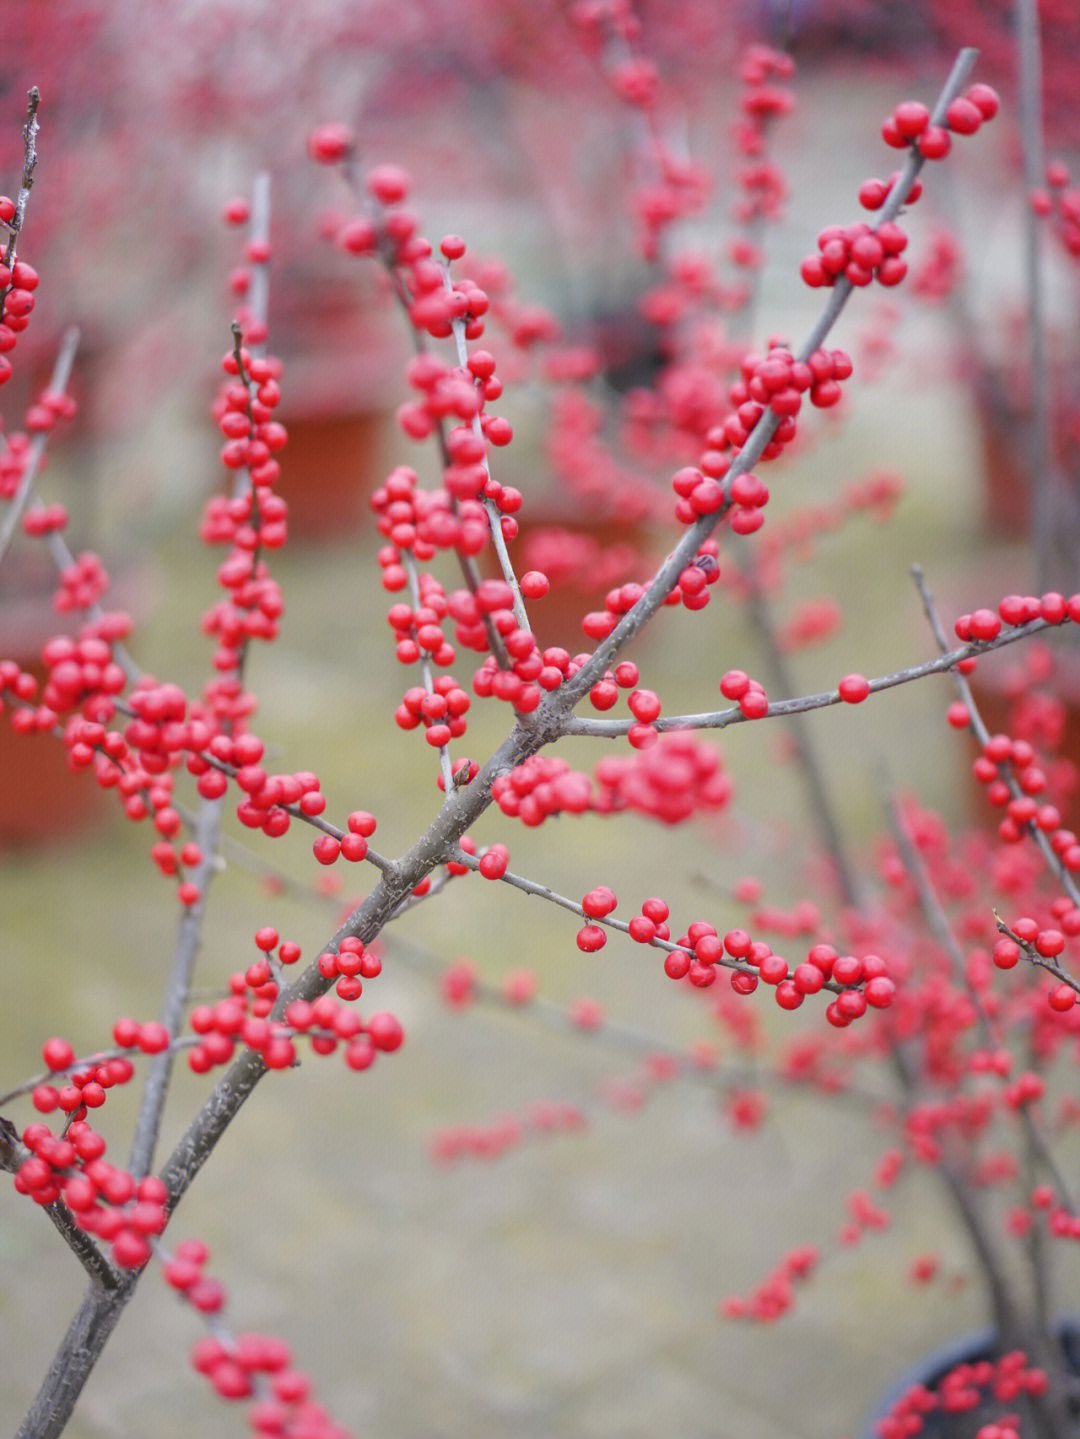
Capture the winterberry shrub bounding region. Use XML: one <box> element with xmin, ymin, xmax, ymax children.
<box><xmin>2</xmin><ymin>17</ymin><xmax>1080</xmax><ymax>1439</ymax></box>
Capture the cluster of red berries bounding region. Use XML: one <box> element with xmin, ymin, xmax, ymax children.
<box><xmin>397</xmin><ymin>347</ymin><xmax>512</xmax><ymax>453</ymax></box>
<box><xmin>0</xmin><ymin>427</ymin><xmax>32</xmax><ymax>498</ymax></box>
<box><xmin>910</xmin><ymin>227</ymin><xmax>965</xmax><ymax>302</ymax></box>
<box><xmin>184</xmin><ymin>1265</ymin><xmax>348</xmax><ymax>1435</ymax></box>
<box><xmin>429</xmin><ymin>1100</ymin><xmax>586</xmax><ymax>1166</ymax></box>
<box><xmin>491</xmin><ymin>755</ymin><xmax>595</xmax><ymax>825</ymax></box>
<box><xmin>880</xmin><ymin>83</ymin><xmax>1000</xmax><ymax>158</ymax></box>
<box><xmin>53</xmin><ymin>550</ymin><xmax>110</xmax><ymax>612</ymax></box>
<box><xmin>970</xmin><ymin>727</ymin><xmax>1073</xmax><ymax>850</ymax></box>
<box><xmin>394</xmin><ymin>676</ymin><xmax>471</xmax><ymax>747</ymax></box>
<box><xmin>490</xmin><ymin>731</ymin><xmax>730</xmax><ymax>830</ymax></box>
<box><xmin>23</xmin><ymin>382</ymin><xmax>76</xmax><ymax>437</ymax></box>
<box><xmin>310</xmin><ymin>145</ymin><xmax>505</xmax><ymax>356</ymax></box>
<box><xmin>15</xmin><ymin>1116</ymin><xmax>168</xmax><ymax>1269</ymax></box>
<box><xmin>668</xmin><ymin>344</ymin><xmax>854</xmax><ymax>532</ymax></box>
<box><xmin>0</xmin><ymin>219</ymin><xmax>39</xmax><ymax>387</ymax></box>
<box><xmin>472</xmin><ymin>637</ymin><xmax>587</xmax><ymax>713</ymax></box>
<box><xmin>186</xmin><ymin>735</ymin><xmax>347</xmax><ymax>866</ymax></box>
<box><xmin>994</xmin><ymin>914</ymin><xmax>1080</xmax><ymax>1015</ymax></box>
<box><xmin>187</xmin><ymin>929</ymin><xmax>399</xmax><ymax>1071</ymax></box>
<box><xmin>161</xmin><ymin>1237</ymin><xmax>225</xmax><ymax>1311</ymax></box>
<box><xmin>719</xmin><ymin>667</ymin><xmax>769</xmax><ymax>718</ymax></box>
<box><xmin>200</xmin><ymin>546</ymin><xmax>284</xmax><ymax>676</ymax></box>
<box><xmin>1032</xmin><ymin>159</ymin><xmax>1080</xmax><ymax>259</ymax></box>
<box><xmin>719</xmin><ymin>1244</ymin><xmax>819</xmax><ymax>1322</ymax></box>
<box><xmin>233</xmin><ymin>762</ymin><xmax>324</xmax><ymax>843</ymax></box>
<box><xmin>877</xmin><ymin>1351</ymin><xmax>1046</xmax><ymax>1439</ymax></box>
<box><xmin>744</xmin><ymin>897</ymin><xmax>822</xmax><ymax>940</ymax></box>
<box><xmin>594</xmin><ymin>731</ymin><xmax>732</xmax><ymax>824</ymax></box>
<box><xmin>678</xmin><ymin>930</ymin><xmax>895</xmax><ymax>1022</ymax></box>
<box><xmin>955</xmin><ymin>590</ymin><xmax>1080</xmax><ymax>642</ymax></box>
<box><xmin>948</xmin><ymin>595</ymin><xmax>1080</xmax><ymax>869</ymax></box>
<box><xmin>38</xmin><ymin>629</ymin><xmax>126</xmax><ymax>715</ymax></box>
<box><xmin>801</xmin><ymin>218</ymin><xmax>909</xmax><ymax>290</ymax></box>
<box><xmin>213</xmin><ymin>346</ymin><xmax>288</xmax><ymax>487</ymax></box>
<box><xmin>31</xmin><ymin>1032</ymin><xmax>141</xmax><ymax>1116</ymax></box>
<box><xmin>564</xmin><ymin>3</ymin><xmax>711</xmax><ymax>260</ymax></box>
<box><xmin>200</xmin><ymin>486</ymin><xmax>288</xmax><ymax>553</ymax></box>
<box><xmin>731</xmin><ymin>45</ymin><xmax>794</xmax><ymax>226</ymax></box>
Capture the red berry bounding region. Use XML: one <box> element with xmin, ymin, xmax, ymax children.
<box><xmin>945</xmin><ymin>97</ymin><xmax>982</xmax><ymax>135</ymax></box>
<box><xmin>838</xmin><ymin>674</ymin><xmax>870</xmax><ymax>704</ymax></box>
<box><xmin>42</xmin><ymin>1037</ymin><xmax>75</xmax><ymax>1072</ymax></box>
<box><xmin>966</xmin><ymin>83</ymin><xmax>1000</xmax><ymax>120</ymax></box>
<box><xmin>582</xmin><ymin>886</ymin><xmax>617</xmax><ymax>918</ymax></box>
<box><xmin>367</xmin><ymin>164</ymin><xmax>410</xmax><ymax>204</ymax></box>
<box><xmin>577</xmin><ymin>924</ymin><xmax>607</xmax><ymax>952</ymax></box>
<box><xmin>313</xmin><ymin>835</ymin><xmax>341</xmax><ymax>865</ymax></box>
<box><xmin>367</xmin><ymin>1012</ymin><xmax>404</xmax><ymax>1051</ymax></box>
<box><xmin>892</xmin><ymin>101</ymin><xmax>929</xmax><ymax>139</ymax></box>
<box><xmin>307</xmin><ymin>123</ymin><xmax>354</xmax><ymax>162</ymax></box>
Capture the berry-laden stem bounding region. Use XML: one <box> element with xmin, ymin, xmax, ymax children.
<box><xmin>910</xmin><ymin>565</ymin><xmax>1080</xmax><ymax>907</ymax></box>
<box><xmin>543</xmin><ymin>49</ymin><xmax>978</xmax><ymax>721</ymax></box>
<box><xmin>564</xmin><ymin>612</ymin><xmax>1065</xmax><ymax>735</ymax></box>
<box><xmin>21</xmin><ymin>44</ymin><xmax>1048</xmax><ymax>1439</ymax></box>
<box><xmin>128</xmin><ymin>181</ymin><xmax>275</xmax><ymax>1179</ymax></box>
<box><xmin>0</xmin><ymin>324</ymin><xmax>79</xmax><ymax>567</ymax></box>
<box><xmin>151</xmin><ymin>39</ymin><xmax>987</xmax><ymax>1277</ymax></box>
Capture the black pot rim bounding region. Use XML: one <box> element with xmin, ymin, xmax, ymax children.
<box><xmin>859</xmin><ymin>1320</ymin><xmax>1080</xmax><ymax>1439</ymax></box>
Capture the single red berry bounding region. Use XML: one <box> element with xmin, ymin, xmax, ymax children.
<box><xmin>838</xmin><ymin>674</ymin><xmax>870</xmax><ymax>703</ymax></box>
<box><xmin>520</xmin><ymin>571</ymin><xmax>549</xmax><ymax>599</ymax></box>
<box><xmin>479</xmin><ymin>845</ymin><xmax>508</xmax><ymax>880</ymax></box>
<box><xmin>966</xmin><ymin>83</ymin><xmax>1000</xmax><ymax>120</ymax></box>
<box><xmin>993</xmin><ymin>938</ymin><xmax>1020</xmax><ymax>969</ymax></box>
<box><xmin>307</xmin><ymin>123</ymin><xmax>354</xmax><ymax>162</ymax></box>
<box><xmin>918</xmin><ymin>126</ymin><xmax>951</xmax><ymax>160</ymax></box>
<box><xmin>313</xmin><ymin>835</ymin><xmax>341</xmax><ymax>865</ymax></box>
<box><xmin>367</xmin><ymin>1012</ymin><xmax>404</xmax><ymax>1051</ymax></box>
<box><xmin>582</xmin><ymin>886</ymin><xmax>617</xmax><ymax>918</ymax></box>
<box><xmin>367</xmin><ymin>164</ymin><xmax>410</xmax><ymax>204</ymax></box>
<box><xmin>945</xmin><ymin>97</ymin><xmax>982</xmax><ymax>135</ymax></box>
<box><xmin>892</xmin><ymin>101</ymin><xmax>929</xmax><ymax>139</ymax></box>
<box><xmin>739</xmin><ymin>690</ymin><xmax>769</xmax><ymax>719</ymax></box>
<box><xmin>576</xmin><ymin>924</ymin><xmax>607</xmax><ymax>952</ymax></box>
<box><xmin>42</xmin><ymin>1037</ymin><xmax>75</xmax><ymax>1072</ymax></box>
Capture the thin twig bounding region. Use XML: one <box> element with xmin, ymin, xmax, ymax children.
<box><xmin>911</xmin><ymin>565</ymin><xmax>1080</xmax><ymax>909</ymax></box>
<box><xmin>566</xmin><ymin>612</ymin><xmax>1064</xmax><ymax>736</ymax></box>
<box><xmin>0</xmin><ymin>325</ymin><xmax>81</xmax><ymax>567</ymax></box>
<box><xmin>2</xmin><ymin>86</ymin><xmax>39</xmax><ymax>269</ymax></box>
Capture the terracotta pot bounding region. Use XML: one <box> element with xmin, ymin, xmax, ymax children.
<box><xmin>274</xmin><ymin>407</ymin><xmax>394</xmax><ymax>540</ymax></box>
<box><xmin>270</xmin><ymin>275</ymin><xmax>402</xmax><ymax>541</ymax></box>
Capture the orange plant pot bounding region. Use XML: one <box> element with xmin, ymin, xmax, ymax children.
<box><xmin>274</xmin><ymin>408</ymin><xmax>394</xmax><ymax>540</ymax></box>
